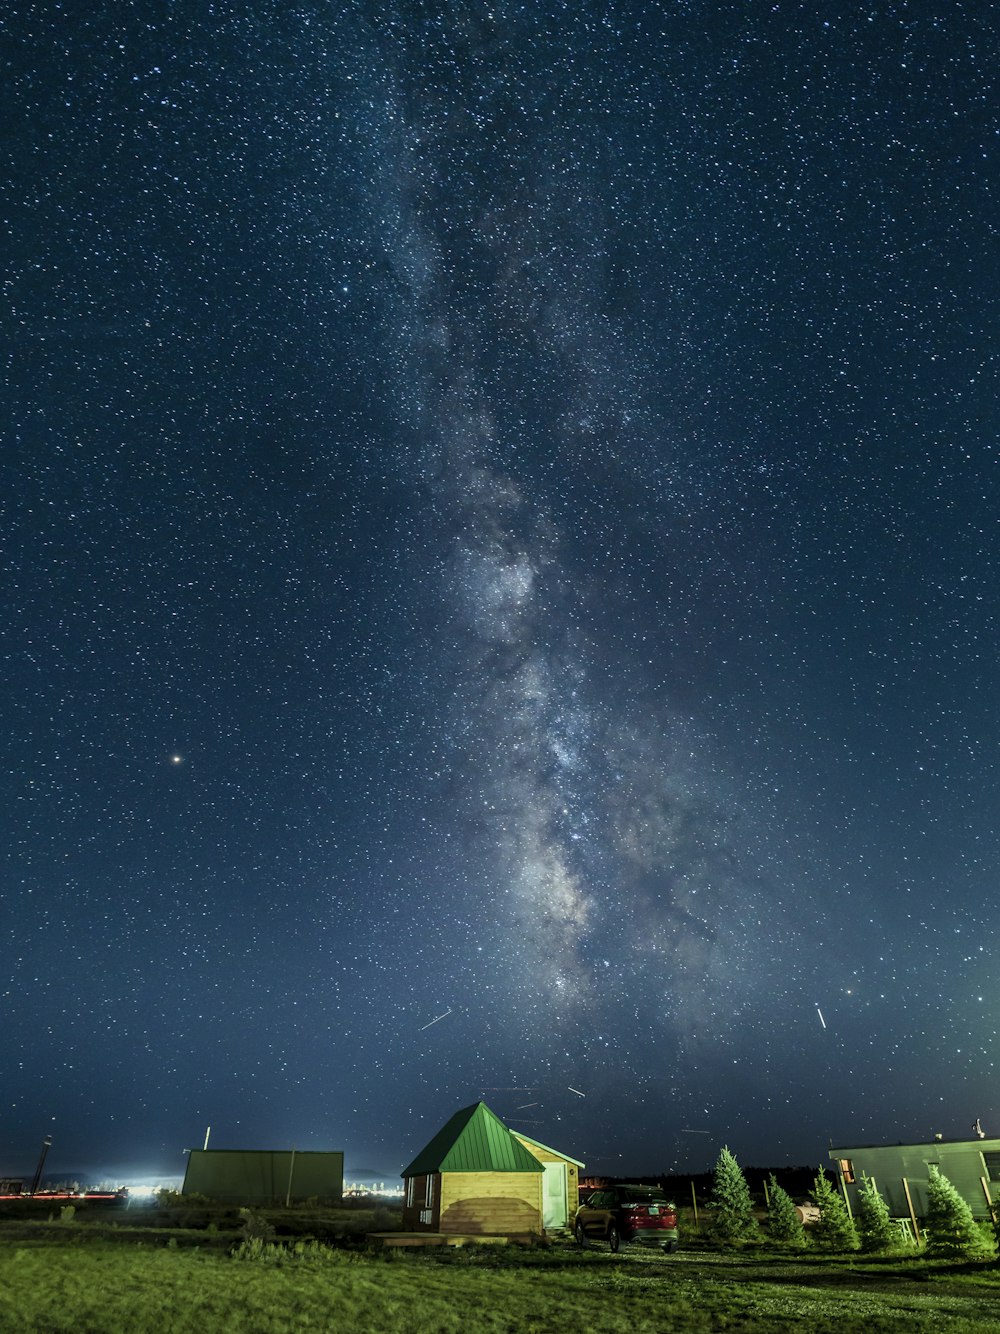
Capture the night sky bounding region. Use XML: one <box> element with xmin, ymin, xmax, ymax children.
<box><xmin>4</xmin><ymin>0</ymin><xmax>999</xmax><ymax>1186</ymax></box>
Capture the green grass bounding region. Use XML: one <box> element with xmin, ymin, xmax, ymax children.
<box><xmin>3</xmin><ymin>1233</ymin><xmax>1000</xmax><ymax>1333</ymax></box>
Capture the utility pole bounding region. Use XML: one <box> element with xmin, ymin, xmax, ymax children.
<box><xmin>30</xmin><ymin>1136</ymin><xmax>52</xmax><ymax>1196</ymax></box>
<box><xmin>285</xmin><ymin>1146</ymin><xmax>296</xmax><ymax>1208</ymax></box>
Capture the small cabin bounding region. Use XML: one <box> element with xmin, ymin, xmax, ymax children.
<box><xmin>401</xmin><ymin>1102</ymin><xmax>547</xmax><ymax>1237</ymax></box>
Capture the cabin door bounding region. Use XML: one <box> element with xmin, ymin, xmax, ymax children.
<box><xmin>541</xmin><ymin>1162</ymin><xmax>567</xmax><ymax>1228</ymax></box>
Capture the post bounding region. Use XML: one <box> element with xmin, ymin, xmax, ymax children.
<box><xmin>203</xmin><ymin>1126</ymin><xmax>211</xmax><ymax>1151</ymax></box>
<box><xmin>690</xmin><ymin>1180</ymin><xmax>699</xmax><ymax>1229</ymax></box>
<box><xmin>901</xmin><ymin>1177</ymin><xmax>921</xmax><ymax>1244</ymax></box>
<box><xmin>30</xmin><ymin>1136</ymin><xmax>52</xmax><ymax>1196</ymax></box>
<box><xmin>839</xmin><ymin>1172</ymin><xmax>853</xmax><ymax>1218</ymax></box>
<box><xmin>762</xmin><ymin>1176</ymin><xmax>770</xmax><ymax>1208</ymax></box>
<box><xmin>285</xmin><ymin>1146</ymin><xmax>296</xmax><ymax>1208</ymax></box>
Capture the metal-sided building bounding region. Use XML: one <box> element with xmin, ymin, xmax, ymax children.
<box><xmin>182</xmin><ymin>1149</ymin><xmax>344</xmax><ymax>1204</ymax></box>
<box><xmin>831</xmin><ymin>1137</ymin><xmax>1000</xmax><ymax>1221</ymax></box>
<box><xmin>400</xmin><ymin>1102</ymin><xmax>554</xmax><ymax>1237</ymax></box>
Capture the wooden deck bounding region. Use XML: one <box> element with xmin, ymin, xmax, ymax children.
<box><xmin>367</xmin><ymin>1231</ymin><xmax>540</xmax><ymax>1249</ymax></box>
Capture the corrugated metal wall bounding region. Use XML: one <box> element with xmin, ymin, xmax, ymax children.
<box><xmin>834</xmin><ymin>1140</ymin><xmax>998</xmax><ymax>1220</ymax></box>
<box><xmin>182</xmin><ymin>1149</ymin><xmax>344</xmax><ymax>1202</ymax></box>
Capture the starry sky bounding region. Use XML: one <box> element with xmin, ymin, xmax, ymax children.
<box><xmin>3</xmin><ymin>0</ymin><xmax>999</xmax><ymax>1185</ymax></box>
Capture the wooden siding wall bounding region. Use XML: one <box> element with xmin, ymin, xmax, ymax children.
<box><xmin>401</xmin><ymin>1174</ymin><xmax>441</xmax><ymax>1231</ymax></box>
<box><xmin>511</xmin><ymin>1137</ymin><xmax>580</xmax><ymax>1224</ymax></box>
<box><xmin>438</xmin><ymin>1171</ymin><xmax>543</xmax><ymax>1235</ymax></box>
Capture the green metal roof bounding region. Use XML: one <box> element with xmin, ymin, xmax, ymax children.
<box><xmin>402</xmin><ymin>1102</ymin><xmax>544</xmax><ymax>1177</ymax></box>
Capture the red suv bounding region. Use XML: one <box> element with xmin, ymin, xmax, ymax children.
<box><xmin>575</xmin><ymin>1184</ymin><xmax>679</xmax><ymax>1252</ymax></box>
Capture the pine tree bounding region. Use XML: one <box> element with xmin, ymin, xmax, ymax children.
<box><xmin>811</xmin><ymin>1170</ymin><xmax>859</xmax><ymax>1251</ymax></box>
<box><xmin>766</xmin><ymin>1173</ymin><xmax>806</xmax><ymax>1247</ymax></box>
<box><xmin>854</xmin><ymin>1178</ymin><xmax>899</xmax><ymax>1253</ymax></box>
<box><xmin>924</xmin><ymin>1165</ymin><xmax>992</xmax><ymax>1260</ymax></box>
<box><xmin>709</xmin><ymin>1146</ymin><xmax>759</xmax><ymax>1244</ymax></box>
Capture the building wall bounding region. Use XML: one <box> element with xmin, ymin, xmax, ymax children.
<box><xmin>511</xmin><ymin>1135</ymin><xmax>580</xmax><ymax>1228</ymax></box>
<box><xmin>401</xmin><ymin>1170</ymin><xmax>543</xmax><ymax>1234</ymax></box>
<box><xmin>833</xmin><ymin>1139</ymin><xmax>1000</xmax><ymax>1221</ymax></box>
<box><xmin>182</xmin><ymin>1150</ymin><xmax>343</xmax><ymax>1203</ymax></box>
<box><xmin>401</xmin><ymin>1173</ymin><xmax>441</xmax><ymax>1231</ymax></box>
<box><xmin>435</xmin><ymin>1171</ymin><xmax>543</xmax><ymax>1235</ymax></box>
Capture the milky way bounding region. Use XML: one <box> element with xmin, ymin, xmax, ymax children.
<box><xmin>350</xmin><ymin>4</ymin><xmax>817</xmax><ymax>1133</ymax></box>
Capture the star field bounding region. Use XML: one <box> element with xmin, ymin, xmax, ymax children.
<box><xmin>3</xmin><ymin>1</ymin><xmax>999</xmax><ymax>1182</ymax></box>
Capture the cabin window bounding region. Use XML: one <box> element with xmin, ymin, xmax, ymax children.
<box><xmin>839</xmin><ymin>1159</ymin><xmax>855</xmax><ymax>1184</ymax></box>
<box><xmin>983</xmin><ymin>1152</ymin><xmax>1000</xmax><ymax>1183</ymax></box>
<box><xmin>405</xmin><ymin>1178</ymin><xmax>414</xmax><ymax>1207</ymax></box>
<box><xmin>424</xmin><ymin>1175</ymin><xmax>435</xmax><ymax>1208</ymax></box>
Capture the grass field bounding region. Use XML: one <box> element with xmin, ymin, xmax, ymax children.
<box><xmin>2</xmin><ymin>1212</ymin><xmax>1000</xmax><ymax>1332</ymax></box>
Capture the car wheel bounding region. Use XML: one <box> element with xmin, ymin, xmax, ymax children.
<box><xmin>608</xmin><ymin>1223</ymin><xmax>621</xmax><ymax>1253</ymax></box>
<box><xmin>663</xmin><ymin>1239</ymin><xmax>678</xmax><ymax>1254</ymax></box>
<box><xmin>575</xmin><ymin>1220</ymin><xmax>588</xmax><ymax>1247</ymax></box>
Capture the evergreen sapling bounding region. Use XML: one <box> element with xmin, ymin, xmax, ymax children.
<box><xmin>766</xmin><ymin>1174</ymin><xmax>805</xmax><ymax>1247</ymax></box>
<box><xmin>710</xmin><ymin>1146</ymin><xmax>759</xmax><ymax>1244</ymax></box>
<box><xmin>811</xmin><ymin>1170</ymin><xmax>859</xmax><ymax>1251</ymax></box>
<box><xmin>855</xmin><ymin>1178</ymin><xmax>899</xmax><ymax>1253</ymax></box>
<box><xmin>924</xmin><ymin>1165</ymin><xmax>992</xmax><ymax>1260</ymax></box>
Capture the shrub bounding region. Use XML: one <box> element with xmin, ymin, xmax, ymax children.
<box><xmin>239</xmin><ymin>1208</ymin><xmax>276</xmax><ymax>1244</ymax></box>
<box><xmin>231</xmin><ymin>1238</ymin><xmax>347</xmax><ymax>1264</ymax></box>
<box><xmin>232</xmin><ymin>1238</ymin><xmax>283</xmax><ymax>1263</ymax></box>
<box><xmin>766</xmin><ymin>1175</ymin><xmax>805</xmax><ymax>1247</ymax></box>
<box><xmin>59</xmin><ymin>1206</ymin><xmax>76</xmax><ymax>1224</ymax></box>
<box><xmin>709</xmin><ymin>1147</ymin><xmax>759</xmax><ymax>1244</ymax></box>
<box><xmin>811</xmin><ymin>1171</ymin><xmax>858</xmax><ymax>1251</ymax></box>
<box><xmin>924</xmin><ymin>1165</ymin><xmax>993</xmax><ymax>1260</ymax></box>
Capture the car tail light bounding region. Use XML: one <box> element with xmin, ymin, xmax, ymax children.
<box><xmin>621</xmin><ymin>1198</ymin><xmax>679</xmax><ymax>1225</ymax></box>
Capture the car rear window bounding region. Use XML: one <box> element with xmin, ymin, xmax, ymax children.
<box><xmin>618</xmin><ymin>1187</ymin><xmax>670</xmax><ymax>1204</ymax></box>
